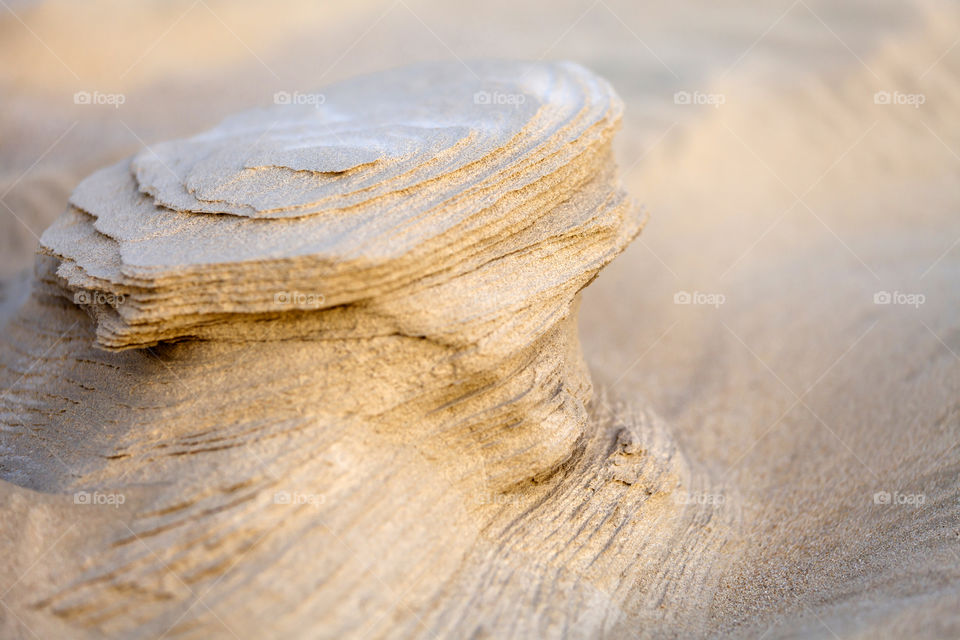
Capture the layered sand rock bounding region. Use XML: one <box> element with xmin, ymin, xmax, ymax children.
<box><xmin>0</xmin><ymin>61</ymin><xmax>733</xmax><ymax>638</ymax></box>
<box><xmin>34</xmin><ymin>60</ymin><xmax>643</xmax><ymax>491</ymax></box>
<box><xmin>39</xmin><ymin>61</ymin><xmax>636</xmax><ymax>352</ymax></box>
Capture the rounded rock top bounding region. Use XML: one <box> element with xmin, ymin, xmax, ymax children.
<box><xmin>39</xmin><ymin>60</ymin><xmax>638</xmax><ymax>351</ymax></box>
<box><xmin>133</xmin><ymin>60</ymin><xmax>621</xmax><ymax>218</ymax></box>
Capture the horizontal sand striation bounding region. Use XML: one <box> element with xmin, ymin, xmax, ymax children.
<box><xmin>39</xmin><ymin>62</ymin><xmax>630</xmax><ymax>351</ymax></box>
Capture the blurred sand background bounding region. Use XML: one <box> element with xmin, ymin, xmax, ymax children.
<box><xmin>1</xmin><ymin>0</ymin><xmax>958</xmax><ymax>636</ymax></box>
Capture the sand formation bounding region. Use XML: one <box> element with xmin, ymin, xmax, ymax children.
<box><xmin>40</xmin><ymin>61</ymin><xmax>635</xmax><ymax>350</ymax></box>
<box><xmin>0</xmin><ymin>62</ymin><xmax>732</xmax><ymax>637</ymax></box>
<box><xmin>35</xmin><ymin>60</ymin><xmax>642</xmax><ymax>491</ymax></box>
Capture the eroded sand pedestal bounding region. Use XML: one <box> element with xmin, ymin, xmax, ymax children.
<box><xmin>0</xmin><ymin>61</ymin><xmax>733</xmax><ymax>638</ymax></box>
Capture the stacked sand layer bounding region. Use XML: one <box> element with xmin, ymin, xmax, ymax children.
<box><xmin>0</xmin><ymin>62</ymin><xmax>739</xmax><ymax>640</ymax></box>
<box><xmin>35</xmin><ymin>61</ymin><xmax>643</xmax><ymax>489</ymax></box>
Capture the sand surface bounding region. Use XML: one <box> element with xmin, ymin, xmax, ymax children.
<box><xmin>1</xmin><ymin>1</ymin><xmax>958</xmax><ymax>638</ymax></box>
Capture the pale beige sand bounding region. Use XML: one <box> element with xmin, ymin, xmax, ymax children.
<box><xmin>1</xmin><ymin>1</ymin><xmax>958</xmax><ymax>638</ymax></box>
